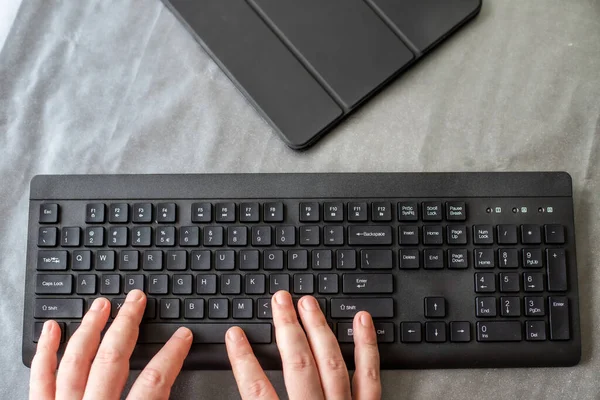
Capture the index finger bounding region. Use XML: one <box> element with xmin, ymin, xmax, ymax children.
<box><xmin>83</xmin><ymin>290</ymin><xmax>146</xmax><ymax>399</ymax></box>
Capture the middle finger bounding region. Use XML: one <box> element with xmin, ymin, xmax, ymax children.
<box><xmin>272</xmin><ymin>291</ymin><xmax>324</xmax><ymax>400</ymax></box>
<box><xmin>83</xmin><ymin>289</ymin><xmax>146</xmax><ymax>400</ymax></box>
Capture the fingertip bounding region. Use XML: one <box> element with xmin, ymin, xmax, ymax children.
<box><xmin>174</xmin><ymin>327</ymin><xmax>193</xmax><ymax>341</ymax></box>
<box><xmin>273</xmin><ymin>290</ymin><xmax>292</xmax><ymax>306</ymax></box>
<box><xmin>357</xmin><ymin>311</ymin><xmax>373</xmax><ymax>328</ymax></box>
<box><xmin>126</xmin><ymin>289</ymin><xmax>146</xmax><ymax>303</ymax></box>
<box><xmin>226</xmin><ymin>326</ymin><xmax>246</xmax><ymax>343</ymax></box>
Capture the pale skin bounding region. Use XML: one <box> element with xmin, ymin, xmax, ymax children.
<box><xmin>30</xmin><ymin>289</ymin><xmax>381</xmax><ymax>400</ymax></box>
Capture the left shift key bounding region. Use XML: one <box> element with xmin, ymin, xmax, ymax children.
<box><xmin>34</xmin><ymin>298</ymin><xmax>83</xmax><ymax>319</ymax></box>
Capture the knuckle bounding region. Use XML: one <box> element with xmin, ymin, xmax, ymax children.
<box><xmin>94</xmin><ymin>346</ymin><xmax>125</xmax><ymax>365</ymax></box>
<box><xmin>364</xmin><ymin>367</ymin><xmax>379</xmax><ymax>382</ymax></box>
<box><xmin>285</xmin><ymin>353</ymin><xmax>314</xmax><ymax>372</ymax></box>
<box><xmin>60</xmin><ymin>351</ymin><xmax>91</xmax><ymax>370</ymax></box>
<box><xmin>245</xmin><ymin>378</ymin><xmax>271</xmax><ymax>398</ymax></box>
<box><xmin>139</xmin><ymin>367</ymin><xmax>166</xmax><ymax>389</ymax></box>
<box><xmin>323</xmin><ymin>355</ymin><xmax>346</xmax><ymax>372</ymax></box>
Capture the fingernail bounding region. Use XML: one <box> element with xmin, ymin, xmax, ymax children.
<box><xmin>126</xmin><ymin>289</ymin><xmax>144</xmax><ymax>302</ymax></box>
<box><xmin>174</xmin><ymin>327</ymin><xmax>192</xmax><ymax>340</ymax></box>
<box><xmin>301</xmin><ymin>297</ymin><xmax>319</xmax><ymax>311</ymax></box>
<box><xmin>227</xmin><ymin>327</ymin><xmax>244</xmax><ymax>342</ymax></box>
<box><xmin>360</xmin><ymin>313</ymin><xmax>372</xmax><ymax>328</ymax></box>
<box><xmin>90</xmin><ymin>298</ymin><xmax>105</xmax><ymax>311</ymax></box>
<box><xmin>274</xmin><ymin>291</ymin><xmax>291</xmax><ymax>306</ymax></box>
<box><xmin>42</xmin><ymin>320</ymin><xmax>52</xmax><ymax>335</ymax></box>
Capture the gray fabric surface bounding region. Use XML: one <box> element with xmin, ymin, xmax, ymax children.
<box><xmin>1</xmin><ymin>0</ymin><xmax>599</xmax><ymax>398</ymax></box>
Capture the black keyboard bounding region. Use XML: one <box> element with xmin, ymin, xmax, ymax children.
<box><xmin>22</xmin><ymin>173</ymin><xmax>581</xmax><ymax>369</ymax></box>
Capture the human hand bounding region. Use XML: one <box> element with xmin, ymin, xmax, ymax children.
<box><xmin>30</xmin><ymin>290</ymin><xmax>193</xmax><ymax>399</ymax></box>
<box><xmin>225</xmin><ymin>290</ymin><xmax>381</xmax><ymax>400</ymax></box>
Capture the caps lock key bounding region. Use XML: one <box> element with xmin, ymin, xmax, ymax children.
<box><xmin>348</xmin><ymin>226</ymin><xmax>392</xmax><ymax>246</ymax></box>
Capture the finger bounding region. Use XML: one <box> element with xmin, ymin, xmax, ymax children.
<box><xmin>56</xmin><ymin>298</ymin><xmax>110</xmax><ymax>400</ymax></box>
<box><xmin>225</xmin><ymin>327</ymin><xmax>279</xmax><ymax>400</ymax></box>
<box><xmin>272</xmin><ymin>291</ymin><xmax>324</xmax><ymax>400</ymax></box>
<box><xmin>83</xmin><ymin>289</ymin><xmax>146</xmax><ymax>399</ymax></box>
<box><xmin>30</xmin><ymin>320</ymin><xmax>61</xmax><ymax>400</ymax></box>
<box><xmin>126</xmin><ymin>327</ymin><xmax>193</xmax><ymax>400</ymax></box>
<box><xmin>352</xmin><ymin>312</ymin><xmax>381</xmax><ymax>400</ymax></box>
<box><xmin>298</xmin><ymin>296</ymin><xmax>350</xmax><ymax>400</ymax></box>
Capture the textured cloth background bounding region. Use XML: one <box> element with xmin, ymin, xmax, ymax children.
<box><xmin>1</xmin><ymin>1</ymin><xmax>599</xmax><ymax>399</ymax></box>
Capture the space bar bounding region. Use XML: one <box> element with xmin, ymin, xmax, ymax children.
<box><xmin>138</xmin><ymin>323</ymin><xmax>272</xmax><ymax>344</ymax></box>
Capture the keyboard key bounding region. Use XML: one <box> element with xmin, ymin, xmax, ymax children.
<box><xmin>423</xmin><ymin>225</ymin><xmax>443</xmax><ymax>245</ymax></box>
<box><xmin>204</xmin><ymin>226</ymin><xmax>224</xmax><ymax>246</ymax></box>
<box><xmin>446</xmin><ymin>225</ymin><xmax>467</xmax><ymax>245</ymax></box>
<box><xmin>37</xmin><ymin>250</ymin><xmax>67</xmax><ymax>271</ymax></box>
<box><xmin>524</xmin><ymin>272</ymin><xmax>544</xmax><ymax>292</ymax></box>
<box><xmin>525</xmin><ymin>297</ymin><xmax>545</xmax><ymax>316</ymax></box>
<box><xmin>425</xmin><ymin>322</ymin><xmax>446</xmax><ymax>342</ymax></box>
<box><xmin>111</xmin><ymin>298</ymin><xmax>125</xmax><ymax>318</ymax></box>
<box><xmin>526</xmin><ymin>321</ymin><xmax>547</xmax><ymax>341</ymax></box>
<box><xmin>423</xmin><ymin>249</ymin><xmax>444</xmax><ymax>269</ymax></box>
<box><xmin>424</xmin><ymin>297</ymin><xmax>446</xmax><ymax>318</ymax></box>
<box><xmin>38</xmin><ymin>227</ymin><xmax>58</xmax><ymax>247</ymax></box>
<box><xmin>160</xmin><ymin>299</ymin><xmax>180</xmax><ymax>319</ymax></box>
<box><xmin>208</xmin><ymin>299</ymin><xmax>229</xmax><ymax>319</ymax></box>
<box><xmin>337</xmin><ymin>322</ymin><xmax>394</xmax><ymax>343</ymax></box>
<box><xmin>293</xmin><ymin>274</ymin><xmax>314</xmax><ymax>294</ymax></box>
<box><xmin>144</xmin><ymin>298</ymin><xmax>157</xmax><ymax>319</ymax></box>
<box><xmin>240</xmin><ymin>202</ymin><xmax>260</xmax><ymax>222</ymax></box>
<box><xmin>108</xmin><ymin>227</ymin><xmax>128</xmax><ymax>247</ymax></box>
<box><xmin>216</xmin><ymin>203</ymin><xmax>236</xmax><ymax>222</ymax></box>
<box><xmin>100</xmin><ymin>274</ymin><xmax>120</xmax><ymax>295</ymax></box>
<box><xmin>500</xmin><ymin>297</ymin><xmax>521</xmax><ymax>317</ymax></box>
<box><xmin>276</xmin><ymin>226</ymin><xmax>296</xmax><ymax>246</ymax></box>
<box><xmin>474</xmin><ymin>249</ymin><xmax>495</xmax><ymax>269</ymax></box>
<box><xmin>180</xmin><ymin>226</ymin><xmax>200</xmax><ymax>246</ymax></box>
<box><xmin>450</xmin><ymin>321</ymin><xmax>471</xmax><ymax>342</ymax></box>
<box><xmin>76</xmin><ymin>274</ymin><xmax>96</xmax><ymax>295</ymax></box>
<box><xmin>447</xmin><ymin>249</ymin><xmax>468</xmax><ymax>269</ymax></box>
<box><xmin>312</xmin><ymin>250</ymin><xmax>332</xmax><ymax>270</ymax></box>
<box><xmin>497</xmin><ymin>224</ymin><xmax>518</xmax><ymax>245</ymax></box>
<box><xmin>196</xmin><ymin>275</ymin><xmax>217</xmax><ymax>294</ymax></box>
<box><xmin>257</xmin><ymin>298</ymin><xmax>272</xmax><ymax>319</ymax></box>
<box><xmin>549</xmin><ymin>297</ymin><xmax>570</xmax><ymax>340</ymax></box>
<box><xmin>422</xmin><ymin>202</ymin><xmax>442</xmax><ymax>221</ymax></box>
<box><xmin>191</xmin><ymin>202</ymin><xmax>212</xmax><ymax>223</ymax></box>
<box><xmin>398</xmin><ymin>202</ymin><xmax>418</xmax><ymax>221</ymax></box>
<box><xmin>361</xmin><ymin>250</ymin><xmax>393</xmax><ymax>270</ymax></box>
<box><xmin>475</xmin><ymin>272</ymin><xmax>495</xmax><ymax>293</ymax></box>
<box><xmin>233</xmin><ymin>298</ymin><xmax>253</xmax><ymax>319</ymax></box>
<box><xmin>318</xmin><ymin>274</ymin><xmax>338</xmax><ymax>294</ymax></box>
<box><xmin>521</xmin><ymin>224</ymin><xmax>541</xmax><ymax>244</ymax></box>
<box><xmin>446</xmin><ymin>202</ymin><xmax>466</xmax><ymax>221</ymax></box>
<box><xmin>72</xmin><ymin>250</ymin><xmax>91</xmax><ymax>270</ymax></box>
<box><xmin>109</xmin><ymin>203</ymin><xmax>129</xmax><ymax>223</ymax></box>
<box><xmin>239</xmin><ymin>250</ymin><xmax>259</xmax><ymax>270</ymax></box>
<box><xmin>252</xmin><ymin>226</ymin><xmax>272</xmax><ymax>246</ymax></box>
<box><xmin>476</xmin><ymin>297</ymin><xmax>496</xmax><ymax>317</ymax></box>
<box><xmin>342</xmin><ymin>274</ymin><xmax>393</xmax><ymax>294</ymax></box>
<box><xmin>498</xmin><ymin>248</ymin><xmax>518</xmax><ymax>268</ymax></box>
<box><xmin>36</xmin><ymin>274</ymin><xmax>73</xmax><ymax>294</ymax></box>
<box><xmin>34</xmin><ymin>321</ymin><xmax>66</xmax><ymax>343</ymax></box>
<box><xmin>499</xmin><ymin>272</ymin><xmax>520</xmax><ymax>292</ymax></box>
<box><xmin>96</xmin><ymin>251</ymin><xmax>115</xmax><ymax>271</ymax></box>
<box><xmin>156</xmin><ymin>227</ymin><xmax>176</xmax><ymax>247</ymax></box>
<box><xmin>143</xmin><ymin>250</ymin><xmax>163</xmax><ymax>271</ymax></box>
<box><xmin>188</xmin><ymin>250</ymin><xmax>209</xmax><ymax>270</ymax></box>
<box><xmin>289</xmin><ymin>250</ymin><xmax>309</xmax><ymax>270</ymax></box>
<box><xmin>215</xmin><ymin>250</ymin><xmax>235</xmax><ymax>270</ymax></box>
<box><xmin>477</xmin><ymin>321</ymin><xmax>522</xmax><ymax>342</ymax></box>
<box><xmin>245</xmin><ymin>274</ymin><xmax>266</xmax><ymax>294</ymax></box>
<box><xmin>398</xmin><ymin>225</ymin><xmax>419</xmax><ymax>245</ymax></box>
<box><xmin>348</xmin><ymin>226</ymin><xmax>392</xmax><ymax>246</ymax></box>
<box><xmin>400</xmin><ymin>322</ymin><xmax>422</xmax><ymax>343</ymax></box>
<box><xmin>399</xmin><ymin>249</ymin><xmax>420</xmax><ymax>269</ymax></box>
<box><xmin>61</xmin><ymin>227</ymin><xmax>80</xmax><ymax>247</ymax></box>
<box><xmin>85</xmin><ymin>203</ymin><xmax>105</xmax><ymax>224</ymax></box>
<box><xmin>85</xmin><ymin>227</ymin><xmax>104</xmax><ymax>247</ymax></box>
<box><xmin>39</xmin><ymin>203</ymin><xmax>59</xmax><ymax>224</ymax></box>
<box><xmin>125</xmin><ymin>274</ymin><xmax>145</xmax><ymax>293</ymax></box>
<box><xmin>34</xmin><ymin>298</ymin><xmax>83</xmax><ymax>319</ymax></box>
<box><xmin>131</xmin><ymin>226</ymin><xmax>152</xmax><ymax>247</ymax></box>
<box><xmin>166</xmin><ymin>250</ymin><xmax>187</xmax><ymax>271</ymax></box>
<box><xmin>473</xmin><ymin>225</ymin><xmax>494</xmax><ymax>245</ymax></box>
<box><xmin>263</xmin><ymin>202</ymin><xmax>284</xmax><ymax>222</ymax></box>
<box><xmin>220</xmin><ymin>274</ymin><xmax>241</xmax><ymax>294</ymax></box>
<box><xmin>184</xmin><ymin>299</ymin><xmax>205</xmax><ymax>319</ymax></box>
<box><xmin>132</xmin><ymin>203</ymin><xmax>153</xmax><ymax>223</ymax></box>
<box><xmin>523</xmin><ymin>248</ymin><xmax>543</xmax><ymax>268</ymax></box>
<box><xmin>545</xmin><ymin>224</ymin><xmax>565</xmax><ymax>244</ymax></box>
<box><xmin>299</xmin><ymin>226</ymin><xmax>320</xmax><ymax>246</ymax></box>
<box><xmin>262</xmin><ymin>250</ymin><xmax>283</xmax><ymax>270</ymax></box>
<box><xmin>173</xmin><ymin>274</ymin><xmax>193</xmax><ymax>295</ymax></box>
<box><xmin>330</xmin><ymin>298</ymin><xmax>393</xmax><ymax>318</ymax></box>
<box><xmin>336</xmin><ymin>250</ymin><xmax>356</xmax><ymax>270</ymax></box>
<box><xmin>324</xmin><ymin>202</ymin><xmax>344</xmax><ymax>222</ymax></box>
<box><xmin>269</xmin><ymin>274</ymin><xmax>290</xmax><ymax>294</ymax></box>
<box><xmin>148</xmin><ymin>275</ymin><xmax>168</xmax><ymax>295</ymax></box>
<box><xmin>157</xmin><ymin>203</ymin><xmax>177</xmax><ymax>223</ymax></box>
<box><xmin>300</xmin><ymin>202</ymin><xmax>320</xmax><ymax>222</ymax></box>
<box><xmin>323</xmin><ymin>226</ymin><xmax>344</xmax><ymax>246</ymax></box>
<box><xmin>371</xmin><ymin>202</ymin><xmax>391</xmax><ymax>221</ymax></box>
<box><xmin>348</xmin><ymin>202</ymin><xmax>367</xmax><ymax>222</ymax></box>
<box><xmin>547</xmin><ymin>249</ymin><xmax>567</xmax><ymax>291</ymax></box>
<box><xmin>137</xmin><ymin>323</ymin><xmax>271</xmax><ymax>344</ymax></box>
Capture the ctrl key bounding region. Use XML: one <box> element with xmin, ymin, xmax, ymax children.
<box><xmin>34</xmin><ymin>298</ymin><xmax>84</xmax><ymax>319</ymax></box>
<box><xmin>34</xmin><ymin>321</ymin><xmax>66</xmax><ymax>343</ymax></box>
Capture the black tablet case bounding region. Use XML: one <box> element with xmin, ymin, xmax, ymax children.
<box><xmin>163</xmin><ymin>0</ymin><xmax>482</xmax><ymax>149</ymax></box>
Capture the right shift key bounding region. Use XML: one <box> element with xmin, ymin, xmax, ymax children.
<box><xmin>547</xmin><ymin>249</ymin><xmax>567</xmax><ymax>291</ymax></box>
<box><xmin>549</xmin><ymin>297</ymin><xmax>570</xmax><ymax>340</ymax></box>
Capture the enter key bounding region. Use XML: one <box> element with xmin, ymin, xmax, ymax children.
<box><xmin>343</xmin><ymin>274</ymin><xmax>393</xmax><ymax>294</ymax></box>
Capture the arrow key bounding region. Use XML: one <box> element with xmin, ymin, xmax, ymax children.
<box><xmin>401</xmin><ymin>322</ymin><xmax>422</xmax><ymax>343</ymax></box>
<box><xmin>425</xmin><ymin>321</ymin><xmax>446</xmax><ymax>342</ymax></box>
<box><xmin>450</xmin><ymin>321</ymin><xmax>471</xmax><ymax>342</ymax></box>
<box><xmin>424</xmin><ymin>297</ymin><xmax>446</xmax><ymax>318</ymax></box>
